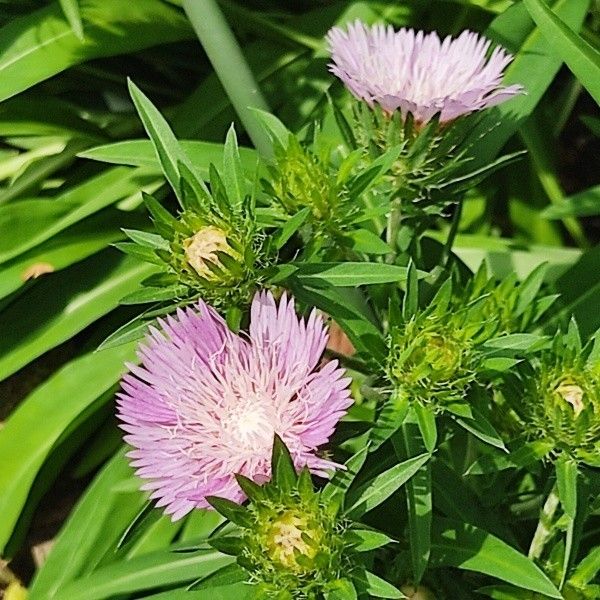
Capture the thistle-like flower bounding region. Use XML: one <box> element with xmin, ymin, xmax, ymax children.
<box><xmin>327</xmin><ymin>21</ymin><xmax>522</xmax><ymax>124</ymax></box>
<box><xmin>117</xmin><ymin>291</ymin><xmax>352</xmax><ymax>520</ymax></box>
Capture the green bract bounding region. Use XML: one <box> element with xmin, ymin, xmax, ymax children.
<box><xmin>350</xmin><ymin>102</ymin><xmax>524</xmax><ymax>221</ymax></box>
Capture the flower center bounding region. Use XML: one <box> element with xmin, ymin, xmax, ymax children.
<box><xmin>265</xmin><ymin>511</ymin><xmax>315</xmax><ymax>571</ymax></box>
<box><xmin>221</xmin><ymin>395</ymin><xmax>277</xmax><ymax>451</ymax></box>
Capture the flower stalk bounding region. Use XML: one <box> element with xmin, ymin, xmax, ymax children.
<box><xmin>528</xmin><ymin>483</ymin><xmax>560</xmax><ymax>560</ymax></box>
<box><xmin>182</xmin><ymin>0</ymin><xmax>272</xmax><ymax>157</ymax></box>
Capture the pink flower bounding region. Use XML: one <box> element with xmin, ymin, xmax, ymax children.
<box><xmin>117</xmin><ymin>291</ymin><xmax>352</xmax><ymax>520</ymax></box>
<box><xmin>326</xmin><ymin>21</ymin><xmax>522</xmax><ymax>124</ymax></box>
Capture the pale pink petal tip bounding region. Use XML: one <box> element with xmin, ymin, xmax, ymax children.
<box><xmin>326</xmin><ymin>21</ymin><xmax>523</xmax><ymax>124</ymax></box>
<box><xmin>116</xmin><ymin>291</ymin><xmax>353</xmax><ymax>520</ymax></box>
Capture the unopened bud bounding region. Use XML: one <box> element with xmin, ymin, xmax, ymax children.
<box><xmin>184</xmin><ymin>226</ymin><xmax>235</xmax><ymax>279</ymax></box>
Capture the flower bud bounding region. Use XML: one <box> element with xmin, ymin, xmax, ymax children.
<box><xmin>387</xmin><ymin>318</ymin><xmax>477</xmax><ymax>409</ymax></box>
<box><xmin>508</xmin><ymin>334</ymin><xmax>600</xmax><ymax>466</ymax></box>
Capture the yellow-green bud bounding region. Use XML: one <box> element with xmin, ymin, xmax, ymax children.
<box><xmin>183</xmin><ymin>226</ymin><xmax>236</xmax><ymax>280</ymax></box>
<box><xmin>265</xmin><ymin>510</ymin><xmax>320</xmax><ymax>572</ymax></box>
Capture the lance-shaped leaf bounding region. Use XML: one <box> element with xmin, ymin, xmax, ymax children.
<box><xmin>346</xmin><ymin>453</ymin><xmax>430</xmax><ymax>518</ymax></box>
<box><xmin>523</xmin><ymin>0</ymin><xmax>600</xmax><ymax>105</ymax></box>
<box><xmin>431</xmin><ymin>519</ymin><xmax>562</xmax><ymax>598</ymax></box>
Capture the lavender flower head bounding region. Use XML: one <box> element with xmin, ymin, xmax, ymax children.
<box><xmin>327</xmin><ymin>21</ymin><xmax>522</xmax><ymax>124</ymax></box>
<box><xmin>117</xmin><ymin>291</ymin><xmax>352</xmax><ymax>520</ymax></box>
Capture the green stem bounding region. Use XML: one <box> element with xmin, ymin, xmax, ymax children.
<box><xmin>386</xmin><ymin>198</ymin><xmax>402</xmax><ymax>264</ymax></box>
<box><xmin>442</xmin><ymin>201</ymin><xmax>462</xmax><ymax>268</ymax></box>
<box><xmin>182</xmin><ymin>0</ymin><xmax>272</xmax><ymax>157</ymax></box>
<box><xmin>528</xmin><ymin>483</ymin><xmax>560</xmax><ymax>560</ymax></box>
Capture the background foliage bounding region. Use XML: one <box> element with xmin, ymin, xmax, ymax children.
<box><xmin>0</xmin><ymin>0</ymin><xmax>598</xmax><ymax>599</ymax></box>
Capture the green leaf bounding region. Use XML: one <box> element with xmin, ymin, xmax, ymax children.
<box><xmin>273</xmin><ymin>207</ymin><xmax>311</xmax><ymax>250</ymax></box>
<box><xmin>353</xmin><ymin>568</ymin><xmax>404</xmax><ymax>599</ymax></box>
<box><xmin>469</xmin><ymin>0</ymin><xmax>589</xmax><ymax>167</ymax></box>
<box><xmin>465</xmin><ymin>440</ymin><xmax>553</xmax><ymax>475</ymax></box>
<box><xmin>233</xmin><ymin>474</ymin><xmax>263</xmax><ymax>502</ymax></box>
<box><xmin>119</xmin><ymin>284</ymin><xmax>187</xmax><ymax>305</ymax></box>
<box><xmin>0</xmin><ymin>138</ymin><xmax>91</xmax><ymax>205</ymax></box>
<box><xmin>0</xmin><ymin>209</ymin><xmax>138</xmax><ymax>301</ymax></box>
<box><xmin>52</xmin><ymin>549</ymin><xmax>234</xmax><ymax>600</ymax></box>
<box><xmin>476</xmin><ymin>584</ymin><xmax>533</xmax><ymax>599</ymax></box>
<box><xmin>345</xmin><ymin>229</ymin><xmax>391</xmax><ymax>255</ymax></box>
<box><xmin>0</xmin><ymin>95</ymin><xmax>103</xmax><ymax>138</ymax></box>
<box><xmin>117</xmin><ymin>501</ymin><xmax>158</xmax><ymax>550</ymax></box>
<box><xmin>346</xmin><ymin>453</ymin><xmax>430</xmax><ymax>518</ymax></box>
<box><xmin>394</xmin><ymin>421</ymin><xmax>432</xmax><ymax>585</ymax></box>
<box><xmin>322</xmin><ymin>446</ymin><xmax>369</xmax><ymax>505</ymax></box>
<box><xmin>582</xmin><ymin>115</ymin><xmax>600</xmax><ymax>136</ymax></box>
<box><xmin>189</xmin><ymin>563</ymin><xmax>247</xmax><ymax>590</ymax></box>
<box><xmin>128</xmin><ymin>80</ymin><xmax>197</xmax><ymax>205</ymax></box>
<box><xmin>249</xmin><ymin>108</ymin><xmax>290</xmax><ymax>150</ymax></box>
<box><xmin>59</xmin><ymin>0</ymin><xmax>84</xmax><ymax>40</ymax></box>
<box><xmin>80</xmin><ymin>140</ymin><xmax>258</xmax><ymax>178</ymax></box>
<box><xmin>370</xmin><ymin>390</ymin><xmax>409</xmax><ymax>452</ymax></box>
<box><xmin>552</xmin><ymin>244</ymin><xmax>600</xmax><ymax>338</ymax></box>
<box><xmin>144</xmin><ymin>585</ymin><xmax>253</xmax><ymax>600</ymax></box>
<box><xmin>123</xmin><ymin>229</ymin><xmax>170</xmax><ymax>251</ymax></box>
<box><xmin>222</xmin><ymin>125</ymin><xmax>247</xmax><ymax>210</ymax></box>
<box><xmin>346</xmin><ymin>146</ymin><xmax>401</xmax><ymax>199</ymax></box>
<box><xmin>28</xmin><ymin>451</ymin><xmax>145</xmax><ymax>598</ymax></box>
<box><xmin>431</xmin><ymin>519</ymin><xmax>562</xmax><ymax>598</ymax></box>
<box><xmin>414</xmin><ymin>404</ymin><xmax>437</xmax><ymax>453</ymax></box>
<box><xmin>0</xmin><ymin>167</ymin><xmax>154</xmax><ymax>265</ymax></box>
<box><xmin>570</xmin><ymin>546</ymin><xmax>600</xmax><ymax>587</ymax></box>
<box><xmin>402</xmin><ymin>260</ymin><xmax>419</xmax><ymax>320</ymax></box>
<box><xmin>515</xmin><ymin>263</ymin><xmax>548</xmax><ymax>317</ymax></box>
<box><xmin>0</xmin><ymin>253</ymin><xmax>154</xmax><ymax>381</ymax></box>
<box><xmin>431</xmin><ymin>462</ymin><xmax>515</xmax><ymax>544</ymax></box>
<box><xmin>208</xmin><ymin>536</ymin><xmax>245</xmax><ymax>556</ymax></box>
<box><xmin>454</xmin><ymin>411</ymin><xmax>507</xmax><ymax>451</ymax></box>
<box><xmin>0</xmin><ymin>343</ymin><xmax>136</xmax><ymax>552</ymax></box>
<box><xmin>206</xmin><ymin>497</ymin><xmax>252</xmax><ymax>529</ymax></box>
<box><xmin>483</xmin><ymin>334</ymin><xmax>551</xmax><ymax>355</ymax></box>
<box><xmin>556</xmin><ymin>454</ymin><xmax>578</xmax><ymax>520</ymax></box>
<box><xmin>541</xmin><ymin>185</ymin><xmax>600</xmax><ymax>218</ymax></box>
<box><xmin>96</xmin><ymin>311</ymin><xmax>155</xmax><ymax>351</ymax></box>
<box><xmin>0</xmin><ymin>0</ymin><xmax>192</xmax><ymax>102</ymax></box>
<box><xmin>113</xmin><ymin>242</ymin><xmax>162</xmax><ymax>266</ymax></box>
<box><xmin>291</xmin><ymin>262</ymin><xmax>422</xmax><ymax>287</ymax></box>
<box><xmin>344</xmin><ymin>529</ymin><xmax>394</xmax><ymax>552</ymax></box>
<box><xmin>326</xmin><ymin>579</ymin><xmax>358</xmax><ymax>600</ymax></box>
<box><xmin>523</xmin><ymin>0</ymin><xmax>600</xmax><ymax>105</ymax></box>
